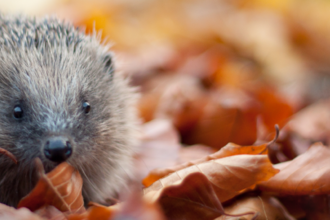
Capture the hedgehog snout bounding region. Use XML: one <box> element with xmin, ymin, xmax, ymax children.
<box><xmin>44</xmin><ymin>137</ymin><xmax>72</xmax><ymax>163</ymax></box>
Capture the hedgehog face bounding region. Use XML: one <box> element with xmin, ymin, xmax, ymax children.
<box><xmin>0</xmin><ymin>16</ymin><xmax>138</xmax><ymax>207</ymax></box>
<box><xmin>0</xmin><ymin>45</ymin><xmax>112</xmax><ymax>165</ymax></box>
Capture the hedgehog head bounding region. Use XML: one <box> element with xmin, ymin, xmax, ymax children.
<box><xmin>0</xmin><ymin>15</ymin><xmax>138</xmax><ymax>206</ymax></box>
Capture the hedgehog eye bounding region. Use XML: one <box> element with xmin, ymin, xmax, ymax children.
<box><xmin>13</xmin><ymin>105</ymin><xmax>23</xmax><ymax>119</ymax></box>
<box><xmin>82</xmin><ymin>102</ymin><xmax>91</xmax><ymax>114</ymax></box>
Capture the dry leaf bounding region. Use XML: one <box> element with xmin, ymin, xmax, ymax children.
<box><xmin>284</xmin><ymin>99</ymin><xmax>330</xmax><ymax>143</ymax></box>
<box><xmin>277</xmin><ymin>196</ymin><xmax>306</xmax><ymax>219</ymax></box>
<box><xmin>3</xmin><ymin>0</ymin><xmax>329</xmax><ymax>218</ymax></box>
<box><xmin>297</xmin><ymin>195</ymin><xmax>330</xmax><ymax>220</ymax></box>
<box><xmin>155</xmin><ymin>172</ymin><xmax>255</xmax><ymax>220</ymax></box>
<box><xmin>184</xmin><ymin>102</ymin><xmax>258</xmax><ymax>150</ymax></box>
<box><xmin>143</xmin><ymin>133</ymin><xmax>277</xmax><ymax>187</ymax></box>
<box><xmin>277</xmin><ymin>194</ymin><xmax>330</xmax><ymax>219</ymax></box>
<box><xmin>258</xmin><ymin>142</ymin><xmax>330</xmax><ymax>195</ymax></box>
<box><xmin>18</xmin><ymin>159</ymin><xmax>85</xmax><ymax>213</ymax></box>
<box><xmin>154</xmin><ymin>75</ymin><xmax>209</xmax><ymax>135</ymax></box>
<box><xmin>216</xmin><ymin>196</ymin><xmax>295</xmax><ymax>220</ymax></box>
<box><xmin>137</xmin><ymin>73</ymin><xmax>265</xmax><ymax>150</ymax></box>
<box><xmin>251</xmin><ymin>86</ymin><xmax>293</xmax><ymax>133</ymax></box>
<box><xmin>134</xmin><ymin>119</ymin><xmax>181</xmax><ymax>179</ymax></box>
<box><xmin>144</xmin><ymin>154</ymin><xmax>279</xmax><ymax>203</ymax></box>
<box><xmin>157</xmin><ymin>172</ymin><xmax>232</xmax><ymax>220</ymax></box>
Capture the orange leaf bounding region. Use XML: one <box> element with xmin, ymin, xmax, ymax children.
<box><xmin>252</xmin><ymin>86</ymin><xmax>293</xmax><ymax>133</ymax></box>
<box><xmin>258</xmin><ymin>142</ymin><xmax>330</xmax><ymax>195</ymax></box>
<box><xmin>156</xmin><ymin>172</ymin><xmax>255</xmax><ymax>220</ymax></box>
<box><xmin>185</xmin><ymin>104</ymin><xmax>258</xmax><ymax>150</ymax></box>
<box><xmin>156</xmin><ymin>172</ymin><xmax>228</xmax><ymax>220</ymax></box>
<box><xmin>17</xmin><ymin>159</ymin><xmax>85</xmax><ymax>213</ymax></box>
<box><xmin>216</xmin><ymin>196</ymin><xmax>295</xmax><ymax>220</ymax></box>
<box><xmin>144</xmin><ymin>154</ymin><xmax>279</xmax><ymax>203</ymax></box>
<box><xmin>285</xmin><ymin>99</ymin><xmax>330</xmax><ymax>141</ymax></box>
<box><xmin>143</xmin><ymin>131</ymin><xmax>278</xmax><ymax>187</ymax></box>
<box><xmin>153</xmin><ymin>75</ymin><xmax>210</xmax><ymax>135</ymax></box>
<box><xmin>67</xmin><ymin>205</ymin><xmax>116</xmax><ymax>220</ymax></box>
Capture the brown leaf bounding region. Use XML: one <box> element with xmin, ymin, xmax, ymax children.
<box><xmin>216</xmin><ymin>196</ymin><xmax>295</xmax><ymax>220</ymax></box>
<box><xmin>184</xmin><ymin>102</ymin><xmax>258</xmax><ymax>150</ymax></box>
<box><xmin>17</xmin><ymin>159</ymin><xmax>85</xmax><ymax>213</ymax></box>
<box><xmin>138</xmin><ymin>74</ymin><xmax>260</xmax><ymax>150</ymax></box>
<box><xmin>134</xmin><ymin>119</ymin><xmax>181</xmax><ymax>179</ymax></box>
<box><xmin>137</xmin><ymin>74</ymin><xmax>210</xmax><ymax>136</ymax></box>
<box><xmin>252</xmin><ymin>86</ymin><xmax>293</xmax><ymax>133</ymax></box>
<box><xmin>298</xmin><ymin>195</ymin><xmax>330</xmax><ymax>220</ymax></box>
<box><xmin>156</xmin><ymin>172</ymin><xmax>226</xmax><ymax>220</ymax></box>
<box><xmin>258</xmin><ymin>142</ymin><xmax>330</xmax><ymax>195</ymax></box>
<box><xmin>147</xmin><ymin>172</ymin><xmax>257</xmax><ymax>220</ymax></box>
<box><xmin>143</xmin><ymin>134</ymin><xmax>277</xmax><ymax>187</ymax></box>
<box><xmin>278</xmin><ymin>195</ymin><xmax>330</xmax><ymax>220</ymax></box>
<box><xmin>276</xmin><ymin>196</ymin><xmax>306</xmax><ymax>219</ymax></box>
<box><xmin>0</xmin><ymin>204</ymin><xmax>42</xmax><ymax>220</ymax></box>
<box><xmin>285</xmin><ymin>99</ymin><xmax>330</xmax><ymax>143</ymax></box>
<box><xmin>144</xmin><ymin>154</ymin><xmax>279</xmax><ymax>203</ymax></box>
<box><xmin>153</xmin><ymin>75</ymin><xmax>210</xmax><ymax>135</ymax></box>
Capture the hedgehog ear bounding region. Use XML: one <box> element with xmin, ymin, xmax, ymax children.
<box><xmin>103</xmin><ymin>54</ymin><xmax>114</xmax><ymax>75</ymax></box>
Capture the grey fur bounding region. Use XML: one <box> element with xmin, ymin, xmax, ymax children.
<box><xmin>0</xmin><ymin>14</ymin><xmax>139</xmax><ymax>207</ymax></box>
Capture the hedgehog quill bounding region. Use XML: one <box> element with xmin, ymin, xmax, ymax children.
<box><xmin>0</xmin><ymin>15</ymin><xmax>139</xmax><ymax>207</ymax></box>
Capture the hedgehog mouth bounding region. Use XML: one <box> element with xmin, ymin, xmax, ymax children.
<box><xmin>42</xmin><ymin>161</ymin><xmax>58</xmax><ymax>173</ymax></box>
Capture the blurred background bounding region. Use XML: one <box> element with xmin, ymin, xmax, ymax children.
<box><xmin>2</xmin><ymin>2</ymin><xmax>330</xmax><ymax>218</ymax></box>
<box><xmin>1</xmin><ymin>0</ymin><xmax>330</xmax><ymax>150</ymax></box>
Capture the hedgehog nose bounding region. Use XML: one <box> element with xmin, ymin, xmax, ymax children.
<box><xmin>44</xmin><ymin>138</ymin><xmax>72</xmax><ymax>162</ymax></box>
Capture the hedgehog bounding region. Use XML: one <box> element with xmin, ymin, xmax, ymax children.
<box><xmin>0</xmin><ymin>14</ymin><xmax>139</xmax><ymax>207</ymax></box>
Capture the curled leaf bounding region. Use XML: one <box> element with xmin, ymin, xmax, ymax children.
<box><xmin>144</xmin><ymin>154</ymin><xmax>279</xmax><ymax>203</ymax></box>
<box><xmin>143</xmin><ymin>133</ymin><xmax>278</xmax><ymax>187</ymax></box>
<box><xmin>158</xmin><ymin>172</ymin><xmax>225</xmax><ymax>220</ymax></box>
<box><xmin>157</xmin><ymin>172</ymin><xmax>255</xmax><ymax>220</ymax></box>
<box><xmin>258</xmin><ymin>142</ymin><xmax>330</xmax><ymax>195</ymax></box>
<box><xmin>216</xmin><ymin>196</ymin><xmax>295</xmax><ymax>220</ymax></box>
<box><xmin>18</xmin><ymin>159</ymin><xmax>85</xmax><ymax>213</ymax></box>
